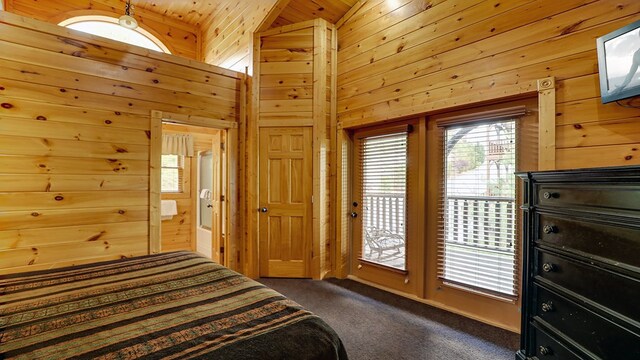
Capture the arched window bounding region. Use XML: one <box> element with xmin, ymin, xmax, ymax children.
<box><xmin>59</xmin><ymin>16</ymin><xmax>171</xmax><ymax>53</ymax></box>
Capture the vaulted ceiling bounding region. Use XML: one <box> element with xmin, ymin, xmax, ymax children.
<box><xmin>132</xmin><ymin>0</ymin><xmax>358</xmax><ymax>29</ymax></box>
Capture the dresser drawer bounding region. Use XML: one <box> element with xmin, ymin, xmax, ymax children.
<box><xmin>534</xmin><ymin>284</ymin><xmax>640</xmax><ymax>360</ymax></box>
<box><xmin>537</xmin><ymin>212</ymin><xmax>640</xmax><ymax>269</ymax></box>
<box><xmin>536</xmin><ymin>184</ymin><xmax>640</xmax><ymax>212</ymax></box>
<box><xmin>535</xmin><ymin>249</ymin><xmax>640</xmax><ymax>322</ymax></box>
<box><xmin>531</xmin><ymin>325</ymin><xmax>582</xmax><ymax>360</ymax></box>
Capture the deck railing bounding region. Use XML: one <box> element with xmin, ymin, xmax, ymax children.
<box><xmin>443</xmin><ymin>195</ymin><xmax>515</xmax><ymax>253</ymax></box>
<box><xmin>362</xmin><ymin>193</ymin><xmax>405</xmax><ymax>236</ymax></box>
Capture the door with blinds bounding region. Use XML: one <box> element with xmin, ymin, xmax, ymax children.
<box><xmin>427</xmin><ymin>99</ymin><xmax>538</xmax><ymax>330</ymax></box>
<box><xmin>259</xmin><ymin>127</ymin><xmax>313</xmax><ymax>278</ymax></box>
<box><xmin>351</xmin><ymin>124</ymin><xmax>419</xmax><ymax>293</ymax></box>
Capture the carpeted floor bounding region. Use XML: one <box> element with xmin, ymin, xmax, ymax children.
<box><xmin>259</xmin><ymin>278</ymin><xmax>519</xmax><ymax>360</ymax></box>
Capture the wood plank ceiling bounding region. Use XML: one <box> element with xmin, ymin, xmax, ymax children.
<box><xmin>271</xmin><ymin>0</ymin><xmax>359</xmax><ymax>28</ymax></box>
<box><xmin>133</xmin><ymin>0</ymin><xmax>358</xmax><ymax>28</ymax></box>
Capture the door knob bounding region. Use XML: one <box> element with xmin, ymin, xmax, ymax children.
<box><xmin>260</xmin><ymin>207</ymin><xmax>268</xmax><ymax>213</ymax></box>
<box><xmin>350</xmin><ymin>212</ymin><xmax>358</xmax><ymax>218</ymax></box>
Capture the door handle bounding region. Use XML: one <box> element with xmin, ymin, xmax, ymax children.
<box><xmin>260</xmin><ymin>207</ymin><xmax>268</xmax><ymax>213</ymax></box>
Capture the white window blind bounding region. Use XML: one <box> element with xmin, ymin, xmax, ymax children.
<box><xmin>359</xmin><ymin>131</ymin><xmax>408</xmax><ymax>270</ymax></box>
<box><xmin>438</xmin><ymin>119</ymin><xmax>518</xmax><ymax>296</ymax></box>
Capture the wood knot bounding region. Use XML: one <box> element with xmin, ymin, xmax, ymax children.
<box><xmin>152</xmin><ymin>79</ymin><xmax>159</xmax><ymax>84</ymax></box>
<box><xmin>573</xmin><ymin>124</ymin><xmax>582</xmax><ymax>129</ymax></box>
<box><xmin>105</xmin><ymin>119</ymin><xmax>112</xmax><ymax>124</ymax></box>
<box><xmin>54</xmin><ymin>195</ymin><xmax>64</xmax><ymax>201</ymax></box>
<box><xmin>59</xmin><ymin>88</ymin><xmax>67</xmax><ymax>92</ymax></box>
<box><xmin>115</xmin><ymin>111</ymin><xmax>121</xmax><ymax>115</ymax></box>
<box><xmin>1</xmin><ymin>103</ymin><xmax>13</xmax><ymax>109</ymax></box>
<box><xmin>36</xmin><ymin>115</ymin><xmax>47</xmax><ymax>121</ymax></box>
<box><xmin>146</xmin><ymin>67</ymin><xmax>154</xmax><ymax>72</ymax></box>
<box><xmin>625</xmin><ymin>155</ymin><xmax>633</xmax><ymax>160</ymax></box>
<box><xmin>118</xmin><ymin>210</ymin><xmax>126</xmax><ymax>214</ymax></box>
<box><xmin>31</xmin><ymin>212</ymin><xmax>40</xmax><ymax>217</ymax></box>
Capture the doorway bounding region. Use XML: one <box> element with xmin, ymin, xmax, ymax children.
<box><xmin>159</xmin><ymin>123</ymin><xmax>226</xmax><ymax>264</ymax></box>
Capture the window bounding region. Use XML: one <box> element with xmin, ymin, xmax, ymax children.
<box><xmin>58</xmin><ymin>16</ymin><xmax>170</xmax><ymax>53</ymax></box>
<box><xmin>358</xmin><ymin>131</ymin><xmax>408</xmax><ymax>270</ymax></box>
<box><xmin>161</xmin><ymin>155</ymin><xmax>183</xmax><ymax>193</ymax></box>
<box><xmin>439</xmin><ymin>119</ymin><xmax>517</xmax><ymax>296</ymax></box>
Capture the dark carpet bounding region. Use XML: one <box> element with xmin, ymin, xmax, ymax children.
<box><xmin>259</xmin><ymin>278</ymin><xmax>519</xmax><ymax>360</ymax></box>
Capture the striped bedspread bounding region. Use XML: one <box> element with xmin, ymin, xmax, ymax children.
<box><xmin>0</xmin><ymin>251</ymin><xmax>348</xmax><ymax>360</ymax></box>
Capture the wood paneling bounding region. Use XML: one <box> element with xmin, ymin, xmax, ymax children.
<box><xmin>337</xmin><ymin>0</ymin><xmax>640</xmax><ymax>169</ymax></box>
<box><xmin>271</xmin><ymin>0</ymin><xmax>358</xmax><ymax>28</ymax></box>
<box><xmin>201</xmin><ymin>0</ymin><xmax>279</xmax><ymax>72</ymax></box>
<box><xmin>5</xmin><ymin>0</ymin><xmax>200</xmax><ymax>59</ymax></box>
<box><xmin>0</xmin><ymin>12</ymin><xmax>242</xmax><ymax>273</ymax></box>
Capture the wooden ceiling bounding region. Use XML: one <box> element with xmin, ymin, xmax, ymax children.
<box><xmin>132</xmin><ymin>0</ymin><xmax>358</xmax><ymax>29</ymax></box>
<box><xmin>271</xmin><ymin>0</ymin><xmax>358</xmax><ymax>28</ymax></box>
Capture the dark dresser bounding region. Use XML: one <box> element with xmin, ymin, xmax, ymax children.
<box><xmin>516</xmin><ymin>166</ymin><xmax>640</xmax><ymax>360</ymax></box>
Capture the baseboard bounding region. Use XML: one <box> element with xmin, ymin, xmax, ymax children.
<box><xmin>346</xmin><ymin>275</ymin><xmax>520</xmax><ymax>333</ymax></box>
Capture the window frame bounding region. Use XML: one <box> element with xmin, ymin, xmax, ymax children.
<box><xmin>439</xmin><ymin>118</ymin><xmax>519</xmax><ymax>298</ymax></box>
<box><xmin>58</xmin><ymin>15</ymin><xmax>171</xmax><ymax>54</ymax></box>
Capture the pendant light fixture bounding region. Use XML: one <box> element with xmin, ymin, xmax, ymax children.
<box><xmin>118</xmin><ymin>0</ymin><xmax>138</xmax><ymax>29</ymax></box>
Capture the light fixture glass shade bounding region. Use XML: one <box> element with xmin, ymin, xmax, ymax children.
<box><xmin>118</xmin><ymin>15</ymin><xmax>138</xmax><ymax>29</ymax></box>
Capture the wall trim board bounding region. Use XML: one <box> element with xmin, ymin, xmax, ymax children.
<box><xmin>537</xmin><ymin>77</ymin><xmax>556</xmax><ymax>170</ymax></box>
<box><xmin>161</xmin><ymin>113</ymin><xmax>238</xmax><ymax>129</ymax></box>
<box><xmin>149</xmin><ymin>111</ymin><xmax>162</xmax><ymax>254</ymax></box>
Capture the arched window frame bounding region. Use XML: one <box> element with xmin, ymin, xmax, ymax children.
<box><xmin>59</xmin><ymin>15</ymin><xmax>171</xmax><ymax>54</ymax></box>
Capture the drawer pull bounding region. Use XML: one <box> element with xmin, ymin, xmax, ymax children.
<box><xmin>543</xmin><ymin>191</ymin><xmax>559</xmax><ymax>199</ymax></box>
<box><xmin>539</xmin><ymin>346</ymin><xmax>552</xmax><ymax>356</ymax></box>
<box><xmin>542</xmin><ymin>263</ymin><xmax>555</xmax><ymax>273</ymax></box>
<box><xmin>543</xmin><ymin>225</ymin><xmax>557</xmax><ymax>234</ymax></box>
<box><xmin>541</xmin><ymin>301</ymin><xmax>554</xmax><ymax>312</ymax></box>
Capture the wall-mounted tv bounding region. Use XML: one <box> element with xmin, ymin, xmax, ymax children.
<box><xmin>597</xmin><ymin>19</ymin><xmax>640</xmax><ymax>104</ymax></box>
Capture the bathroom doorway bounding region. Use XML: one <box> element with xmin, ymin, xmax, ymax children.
<box><xmin>159</xmin><ymin>123</ymin><xmax>226</xmax><ymax>265</ymax></box>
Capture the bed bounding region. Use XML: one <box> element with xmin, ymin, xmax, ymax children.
<box><xmin>0</xmin><ymin>251</ymin><xmax>349</xmax><ymax>360</ymax></box>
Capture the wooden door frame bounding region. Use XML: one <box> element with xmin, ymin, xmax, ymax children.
<box><xmin>149</xmin><ymin>110</ymin><xmax>240</xmax><ymax>270</ymax></box>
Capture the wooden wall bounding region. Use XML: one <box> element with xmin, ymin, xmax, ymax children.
<box><xmin>0</xmin><ymin>12</ymin><xmax>241</xmax><ymax>274</ymax></box>
<box><xmin>5</xmin><ymin>0</ymin><xmax>200</xmax><ymax>60</ymax></box>
<box><xmin>201</xmin><ymin>0</ymin><xmax>278</xmax><ymax>72</ymax></box>
<box><xmin>337</xmin><ymin>0</ymin><xmax>640</xmax><ymax>169</ymax></box>
<box><xmin>249</xmin><ymin>19</ymin><xmax>336</xmax><ymax>278</ymax></box>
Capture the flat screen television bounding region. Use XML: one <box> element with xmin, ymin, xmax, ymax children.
<box><xmin>597</xmin><ymin>19</ymin><xmax>640</xmax><ymax>104</ymax></box>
